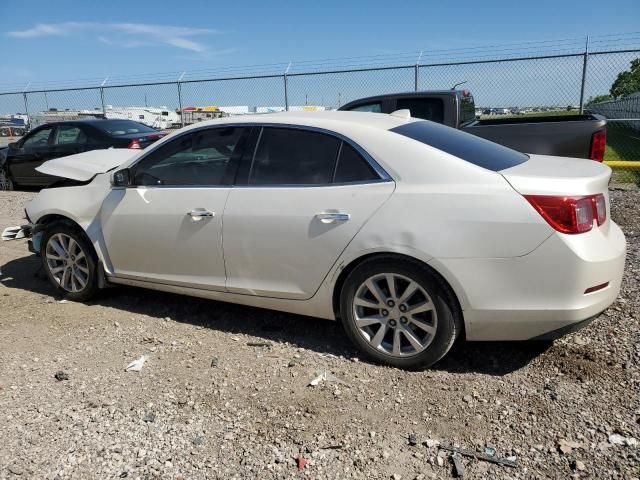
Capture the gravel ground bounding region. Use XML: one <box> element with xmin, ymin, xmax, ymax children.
<box><xmin>0</xmin><ymin>188</ymin><xmax>638</xmax><ymax>480</ymax></box>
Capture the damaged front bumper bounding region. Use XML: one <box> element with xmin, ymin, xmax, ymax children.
<box><xmin>2</xmin><ymin>224</ymin><xmax>40</xmax><ymax>254</ymax></box>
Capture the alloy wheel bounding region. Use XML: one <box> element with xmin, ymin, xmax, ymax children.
<box><xmin>352</xmin><ymin>273</ymin><xmax>438</xmax><ymax>357</ymax></box>
<box><xmin>45</xmin><ymin>233</ymin><xmax>90</xmax><ymax>293</ymax></box>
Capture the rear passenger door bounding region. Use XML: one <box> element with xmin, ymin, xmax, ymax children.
<box><xmin>222</xmin><ymin>126</ymin><xmax>395</xmax><ymax>300</ymax></box>
<box><xmin>51</xmin><ymin>125</ymin><xmax>90</xmax><ymax>159</ymax></box>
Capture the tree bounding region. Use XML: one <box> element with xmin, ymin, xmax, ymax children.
<box><xmin>586</xmin><ymin>94</ymin><xmax>613</xmax><ymax>105</ymax></box>
<box><xmin>610</xmin><ymin>58</ymin><xmax>640</xmax><ymax>98</ymax></box>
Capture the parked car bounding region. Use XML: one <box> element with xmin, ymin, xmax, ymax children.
<box><xmin>0</xmin><ymin>119</ymin><xmax>167</xmax><ymax>190</ymax></box>
<box><xmin>2</xmin><ymin>111</ymin><xmax>625</xmax><ymax>369</ymax></box>
<box><xmin>339</xmin><ymin>90</ymin><xmax>607</xmax><ymax>160</ymax></box>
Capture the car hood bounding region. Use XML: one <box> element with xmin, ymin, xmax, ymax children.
<box><xmin>36</xmin><ymin>148</ymin><xmax>140</xmax><ymax>181</ymax></box>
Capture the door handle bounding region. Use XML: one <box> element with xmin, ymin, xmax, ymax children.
<box><xmin>187</xmin><ymin>209</ymin><xmax>215</xmax><ymax>221</ymax></box>
<box><xmin>316</xmin><ymin>212</ymin><xmax>350</xmax><ymax>223</ymax></box>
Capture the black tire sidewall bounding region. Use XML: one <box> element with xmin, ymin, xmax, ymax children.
<box><xmin>40</xmin><ymin>223</ymin><xmax>99</xmax><ymax>301</ymax></box>
<box><xmin>0</xmin><ymin>166</ymin><xmax>13</xmax><ymax>191</ymax></box>
<box><xmin>340</xmin><ymin>258</ymin><xmax>458</xmax><ymax>370</ymax></box>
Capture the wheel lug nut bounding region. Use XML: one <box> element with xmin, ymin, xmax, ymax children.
<box><xmin>400</xmin><ymin>317</ymin><xmax>408</xmax><ymax>324</ymax></box>
<box><xmin>387</xmin><ymin>300</ymin><xmax>395</xmax><ymax>307</ymax></box>
<box><xmin>389</xmin><ymin>319</ymin><xmax>397</xmax><ymax>327</ymax></box>
<box><xmin>399</xmin><ymin>304</ymin><xmax>407</xmax><ymax>312</ymax></box>
<box><xmin>381</xmin><ymin>309</ymin><xmax>389</xmax><ymax>317</ymax></box>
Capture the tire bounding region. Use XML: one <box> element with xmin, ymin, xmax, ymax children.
<box><xmin>0</xmin><ymin>165</ymin><xmax>14</xmax><ymax>191</ymax></box>
<box><xmin>40</xmin><ymin>222</ymin><xmax>99</xmax><ymax>301</ymax></box>
<box><xmin>339</xmin><ymin>256</ymin><xmax>462</xmax><ymax>370</ymax></box>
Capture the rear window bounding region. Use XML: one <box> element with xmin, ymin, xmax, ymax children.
<box><xmin>96</xmin><ymin>120</ymin><xmax>157</xmax><ymax>136</ymax></box>
<box><xmin>396</xmin><ymin>98</ymin><xmax>444</xmax><ymax>123</ymax></box>
<box><xmin>390</xmin><ymin>120</ymin><xmax>528</xmax><ymax>171</ymax></box>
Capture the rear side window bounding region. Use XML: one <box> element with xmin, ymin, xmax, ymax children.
<box><xmin>347</xmin><ymin>102</ymin><xmax>382</xmax><ymax>113</ymax></box>
<box><xmin>249</xmin><ymin>128</ymin><xmax>340</xmax><ymax>185</ymax></box>
<box><xmin>396</xmin><ymin>98</ymin><xmax>444</xmax><ymax>123</ymax></box>
<box><xmin>390</xmin><ymin>120</ymin><xmax>528</xmax><ymax>171</ymax></box>
<box><xmin>334</xmin><ymin>143</ymin><xmax>379</xmax><ymax>183</ymax></box>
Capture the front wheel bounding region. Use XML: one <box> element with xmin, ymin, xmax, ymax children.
<box><xmin>0</xmin><ymin>165</ymin><xmax>14</xmax><ymax>191</ymax></box>
<box><xmin>340</xmin><ymin>257</ymin><xmax>462</xmax><ymax>370</ymax></box>
<box><xmin>40</xmin><ymin>223</ymin><xmax>99</xmax><ymax>301</ymax></box>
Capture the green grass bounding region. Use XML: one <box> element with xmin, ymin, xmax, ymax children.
<box><xmin>604</xmin><ymin>124</ymin><xmax>640</xmax><ymax>161</ymax></box>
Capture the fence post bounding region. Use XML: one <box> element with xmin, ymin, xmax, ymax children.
<box><xmin>414</xmin><ymin>51</ymin><xmax>423</xmax><ymax>92</ymax></box>
<box><xmin>284</xmin><ymin>62</ymin><xmax>291</xmax><ymax>111</ymax></box>
<box><xmin>23</xmin><ymin>92</ymin><xmax>30</xmax><ymax>128</ymax></box>
<box><xmin>100</xmin><ymin>77</ymin><xmax>108</xmax><ymax>117</ymax></box>
<box><xmin>579</xmin><ymin>36</ymin><xmax>590</xmax><ymax>114</ymax></box>
<box><xmin>177</xmin><ymin>72</ymin><xmax>185</xmax><ymax>127</ymax></box>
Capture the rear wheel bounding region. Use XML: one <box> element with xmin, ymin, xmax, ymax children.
<box><xmin>0</xmin><ymin>166</ymin><xmax>14</xmax><ymax>191</ymax></box>
<box><xmin>40</xmin><ymin>223</ymin><xmax>99</xmax><ymax>301</ymax></box>
<box><xmin>340</xmin><ymin>257</ymin><xmax>462</xmax><ymax>370</ymax></box>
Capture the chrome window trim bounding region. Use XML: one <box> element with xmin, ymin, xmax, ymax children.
<box><xmin>125</xmin><ymin>122</ymin><xmax>393</xmax><ymax>188</ymax></box>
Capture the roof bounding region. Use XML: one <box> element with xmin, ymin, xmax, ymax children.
<box><xmin>175</xmin><ymin>110</ymin><xmax>416</xmax><ymax>136</ymax></box>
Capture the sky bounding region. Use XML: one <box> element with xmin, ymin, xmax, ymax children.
<box><xmin>1</xmin><ymin>0</ymin><xmax>640</xmax><ymax>109</ymax></box>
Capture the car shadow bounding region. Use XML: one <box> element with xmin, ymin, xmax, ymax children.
<box><xmin>1</xmin><ymin>254</ymin><xmax>551</xmax><ymax>376</ymax></box>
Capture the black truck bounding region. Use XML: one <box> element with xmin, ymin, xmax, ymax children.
<box><xmin>339</xmin><ymin>90</ymin><xmax>607</xmax><ymax>161</ymax></box>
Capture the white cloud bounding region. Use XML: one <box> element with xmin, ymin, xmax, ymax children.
<box><xmin>6</xmin><ymin>22</ymin><xmax>220</xmax><ymax>52</ymax></box>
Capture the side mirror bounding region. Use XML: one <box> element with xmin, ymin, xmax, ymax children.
<box><xmin>8</xmin><ymin>142</ymin><xmax>18</xmax><ymax>149</ymax></box>
<box><xmin>111</xmin><ymin>168</ymin><xmax>131</xmax><ymax>187</ymax></box>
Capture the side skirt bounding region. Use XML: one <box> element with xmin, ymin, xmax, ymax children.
<box><xmin>106</xmin><ymin>275</ymin><xmax>336</xmax><ymax>321</ymax></box>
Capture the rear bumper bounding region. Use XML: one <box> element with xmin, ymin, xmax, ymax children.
<box><xmin>435</xmin><ymin>221</ymin><xmax>626</xmax><ymax>341</ymax></box>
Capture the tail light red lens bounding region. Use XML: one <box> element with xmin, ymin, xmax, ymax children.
<box><xmin>592</xmin><ymin>193</ymin><xmax>607</xmax><ymax>225</ymax></box>
<box><xmin>589</xmin><ymin>129</ymin><xmax>606</xmax><ymax>162</ymax></box>
<box><xmin>128</xmin><ymin>139</ymin><xmax>142</xmax><ymax>149</ymax></box>
<box><xmin>524</xmin><ymin>194</ymin><xmax>607</xmax><ymax>234</ymax></box>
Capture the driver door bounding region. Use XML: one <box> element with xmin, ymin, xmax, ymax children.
<box><xmin>100</xmin><ymin>126</ymin><xmax>248</xmax><ymax>290</ymax></box>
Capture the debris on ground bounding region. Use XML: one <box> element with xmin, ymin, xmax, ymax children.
<box><xmin>142</xmin><ymin>412</ymin><xmax>156</xmax><ymax>423</ymax></box>
<box><xmin>54</xmin><ymin>371</ymin><xmax>69</xmax><ymax>381</ymax></box>
<box><xmin>440</xmin><ymin>444</ymin><xmax>518</xmax><ymax>468</ymax></box>
<box><xmin>246</xmin><ymin>341</ymin><xmax>272</xmax><ymax>347</ymax></box>
<box><xmin>210</xmin><ymin>356</ymin><xmax>219</xmax><ymax>367</ymax></box>
<box><xmin>296</xmin><ymin>454</ymin><xmax>306</xmax><ymax>470</ymax></box>
<box><xmin>451</xmin><ymin>452</ymin><xmax>465</xmax><ymax>477</ymax></box>
<box><xmin>125</xmin><ymin>355</ymin><xmax>146</xmax><ymax>372</ymax></box>
<box><xmin>408</xmin><ymin>433</ymin><xmax>418</xmax><ymax>446</ymax></box>
<box><xmin>558</xmin><ymin>439</ymin><xmax>581</xmax><ymax>454</ymax></box>
<box><xmin>308</xmin><ymin>370</ymin><xmax>351</xmax><ymax>387</ymax></box>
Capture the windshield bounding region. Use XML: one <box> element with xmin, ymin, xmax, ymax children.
<box><xmin>96</xmin><ymin>120</ymin><xmax>157</xmax><ymax>136</ymax></box>
<box><xmin>390</xmin><ymin>120</ymin><xmax>528</xmax><ymax>171</ymax></box>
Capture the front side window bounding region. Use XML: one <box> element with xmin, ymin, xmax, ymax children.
<box><xmin>133</xmin><ymin>127</ymin><xmax>244</xmax><ymax>186</ymax></box>
<box><xmin>22</xmin><ymin>127</ymin><xmax>53</xmax><ymax>148</ymax></box>
<box><xmin>53</xmin><ymin>126</ymin><xmax>87</xmax><ymax>145</ymax></box>
<box><xmin>346</xmin><ymin>102</ymin><xmax>382</xmax><ymax>113</ymax></box>
<box><xmin>249</xmin><ymin>128</ymin><xmax>340</xmax><ymax>185</ymax></box>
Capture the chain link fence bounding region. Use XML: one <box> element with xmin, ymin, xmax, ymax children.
<box><xmin>1</xmin><ymin>44</ymin><xmax>639</xmax><ymax>183</ymax></box>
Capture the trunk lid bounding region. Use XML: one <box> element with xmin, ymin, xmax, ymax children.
<box><xmin>499</xmin><ymin>154</ymin><xmax>611</xmax><ymax>196</ymax></box>
<box><xmin>36</xmin><ymin>148</ymin><xmax>140</xmax><ymax>181</ymax></box>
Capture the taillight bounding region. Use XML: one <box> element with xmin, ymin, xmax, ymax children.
<box><xmin>524</xmin><ymin>194</ymin><xmax>607</xmax><ymax>234</ymax></box>
<box><xmin>592</xmin><ymin>193</ymin><xmax>607</xmax><ymax>225</ymax></box>
<box><xmin>589</xmin><ymin>129</ymin><xmax>606</xmax><ymax>162</ymax></box>
<box><xmin>128</xmin><ymin>139</ymin><xmax>142</xmax><ymax>149</ymax></box>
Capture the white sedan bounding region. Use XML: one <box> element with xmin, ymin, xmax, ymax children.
<box><xmin>2</xmin><ymin>111</ymin><xmax>626</xmax><ymax>369</ymax></box>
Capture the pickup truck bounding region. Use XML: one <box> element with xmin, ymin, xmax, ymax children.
<box><xmin>339</xmin><ymin>90</ymin><xmax>607</xmax><ymax>161</ymax></box>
